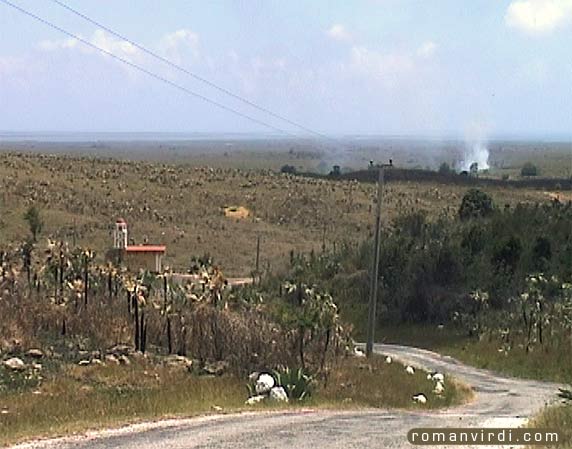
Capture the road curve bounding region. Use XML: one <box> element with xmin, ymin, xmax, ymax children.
<box><xmin>12</xmin><ymin>344</ymin><xmax>564</xmax><ymax>449</ymax></box>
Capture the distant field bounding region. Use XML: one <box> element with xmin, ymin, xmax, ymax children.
<box><xmin>0</xmin><ymin>138</ymin><xmax>569</xmax><ymax>276</ymax></box>
<box><xmin>1</xmin><ymin>136</ymin><xmax>570</xmax><ymax>176</ymax></box>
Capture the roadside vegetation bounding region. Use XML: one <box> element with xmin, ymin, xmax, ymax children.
<box><xmin>1</xmin><ymin>150</ymin><xmax>570</xmax><ymax>445</ymax></box>
<box><xmin>287</xmin><ymin>189</ymin><xmax>571</xmax><ymax>382</ymax></box>
<box><xmin>529</xmin><ymin>404</ymin><xmax>572</xmax><ymax>449</ymax></box>
<box><xmin>0</xmin><ymin>202</ymin><xmax>469</xmax><ymax>446</ymax></box>
<box><xmin>283</xmin><ymin>187</ymin><xmax>570</xmax><ymax>446</ymax></box>
<box><xmin>0</xmin><ymin>353</ymin><xmax>470</xmax><ymax>446</ymax></box>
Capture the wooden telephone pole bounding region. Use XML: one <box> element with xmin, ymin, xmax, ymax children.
<box><xmin>366</xmin><ymin>160</ymin><xmax>392</xmax><ymax>358</ymax></box>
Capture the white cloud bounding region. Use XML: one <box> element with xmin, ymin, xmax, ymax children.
<box><xmin>91</xmin><ymin>29</ymin><xmax>138</xmax><ymax>56</ymax></box>
<box><xmin>38</xmin><ymin>30</ymin><xmax>140</xmax><ymax>60</ymax></box>
<box><xmin>417</xmin><ymin>41</ymin><xmax>437</xmax><ymax>58</ymax></box>
<box><xmin>326</xmin><ymin>24</ymin><xmax>352</xmax><ymax>42</ymax></box>
<box><xmin>505</xmin><ymin>0</ymin><xmax>572</xmax><ymax>34</ymax></box>
<box><xmin>38</xmin><ymin>37</ymin><xmax>78</xmax><ymax>51</ymax></box>
<box><xmin>159</xmin><ymin>29</ymin><xmax>200</xmax><ymax>62</ymax></box>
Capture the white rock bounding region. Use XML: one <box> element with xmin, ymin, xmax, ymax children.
<box><xmin>412</xmin><ymin>393</ymin><xmax>427</xmax><ymax>404</ymax></box>
<box><xmin>245</xmin><ymin>395</ymin><xmax>266</xmax><ymax>405</ymax></box>
<box><xmin>255</xmin><ymin>373</ymin><xmax>275</xmax><ymax>395</ymax></box>
<box><xmin>405</xmin><ymin>365</ymin><xmax>415</xmax><ymax>375</ymax></box>
<box><xmin>26</xmin><ymin>349</ymin><xmax>44</xmax><ymax>359</ymax></box>
<box><xmin>78</xmin><ymin>360</ymin><xmax>90</xmax><ymax>366</ymax></box>
<box><xmin>434</xmin><ymin>381</ymin><xmax>445</xmax><ymax>395</ymax></box>
<box><xmin>3</xmin><ymin>357</ymin><xmax>25</xmax><ymax>371</ymax></box>
<box><xmin>353</xmin><ymin>347</ymin><xmax>366</xmax><ymax>358</ymax></box>
<box><xmin>432</xmin><ymin>373</ymin><xmax>445</xmax><ymax>383</ymax></box>
<box><xmin>385</xmin><ymin>356</ymin><xmax>392</xmax><ymax>364</ymax></box>
<box><xmin>426</xmin><ymin>373</ymin><xmax>432</xmax><ymax>380</ymax></box>
<box><xmin>105</xmin><ymin>354</ymin><xmax>120</xmax><ymax>365</ymax></box>
<box><xmin>269</xmin><ymin>386</ymin><xmax>289</xmax><ymax>402</ymax></box>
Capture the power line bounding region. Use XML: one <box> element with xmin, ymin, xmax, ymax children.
<box><xmin>0</xmin><ymin>0</ymin><xmax>299</xmax><ymax>136</ymax></box>
<box><xmin>48</xmin><ymin>0</ymin><xmax>333</xmax><ymax>142</ymax></box>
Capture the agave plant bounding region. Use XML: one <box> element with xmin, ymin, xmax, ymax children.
<box><xmin>273</xmin><ymin>367</ymin><xmax>313</xmax><ymax>400</ymax></box>
<box><xmin>558</xmin><ymin>388</ymin><xmax>572</xmax><ymax>403</ymax></box>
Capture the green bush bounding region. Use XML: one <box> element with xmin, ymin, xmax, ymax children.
<box><xmin>23</xmin><ymin>205</ymin><xmax>43</xmax><ymax>242</ymax></box>
<box><xmin>438</xmin><ymin>162</ymin><xmax>452</xmax><ymax>175</ymax></box>
<box><xmin>459</xmin><ymin>189</ymin><xmax>494</xmax><ymax>221</ymax></box>
<box><xmin>521</xmin><ymin>162</ymin><xmax>539</xmax><ymax>177</ymax></box>
<box><xmin>282</xmin><ymin>199</ymin><xmax>572</xmax><ymax>329</ymax></box>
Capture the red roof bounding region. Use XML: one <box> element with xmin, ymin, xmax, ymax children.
<box><xmin>125</xmin><ymin>245</ymin><xmax>166</xmax><ymax>253</ymax></box>
<box><xmin>116</xmin><ymin>218</ymin><xmax>127</xmax><ymax>224</ymax></box>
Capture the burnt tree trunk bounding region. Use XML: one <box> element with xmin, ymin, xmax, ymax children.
<box><xmin>83</xmin><ymin>259</ymin><xmax>89</xmax><ymax>307</ymax></box>
<box><xmin>133</xmin><ymin>296</ymin><xmax>140</xmax><ymax>351</ymax></box>
<box><xmin>140</xmin><ymin>310</ymin><xmax>147</xmax><ymax>353</ymax></box>
<box><xmin>166</xmin><ymin>315</ymin><xmax>173</xmax><ymax>354</ymax></box>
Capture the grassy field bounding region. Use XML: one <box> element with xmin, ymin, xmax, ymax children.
<box><xmin>0</xmin><ymin>354</ymin><xmax>470</xmax><ymax>447</ymax></box>
<box><xmin>0</xmin><ymin>151</ymin><xmax>561</xmax><ymax>277</ymax></box>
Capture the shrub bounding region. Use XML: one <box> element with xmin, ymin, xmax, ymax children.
<box><xmin>461</xmin><ymin>224</ymin><xmax>486</xmax><ymax>256</ymax></box>
<box><xmin>23</xmin><ymin>206</ymin><xmax>43</xmax><ymax>242</ymax></box>
<box><xmin>532</xmin><ymin>236</ymin><xmax>552</xmax><ymax>270</ymax></box>
<box><xmin>459</xmin><ymin>189</ymin><xmax>494</xmax><ymax>221</ymax></box>
<box><xmin>492</xmin><ymin>236</ymin><xmax>522</xmax><ymax>272</ymax></box>
<box><xmin>280</xmin><ymin>164</ymin><xmax>297</xmax><ymax>174</ymax></box>
<box><xmin>521</xmin><ymin>162</ymin><xmax>539</xmax><ymax>177</ymax></box>
<box><xmin>438</xmin><ymin>162</ymin><xmax>452</xmax><ymax>175</ymax></box>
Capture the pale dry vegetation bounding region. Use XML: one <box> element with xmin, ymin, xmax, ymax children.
<box><xmin>0</xmin><ymin>152</ymin><xmax>552</xmax><ymax>276</ymax></box>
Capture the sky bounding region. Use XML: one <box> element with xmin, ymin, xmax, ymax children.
<box><xmin>0</xmin><ymin>0</ymin><xmax>571</xmax><ymax>138</ymax></box>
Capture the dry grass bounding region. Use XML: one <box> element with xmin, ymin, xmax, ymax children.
<box><xmin>318</xmin><ymin>354</ymin><xmax>472</xmax><ymax>410</ymax></box>
<box><xmin>528</xmin><ymin>404</ymin><xmax>572</xmax><ymax>448</ymax></box>
<box><xmin>0</xmin><ymin>359</ymin><xmax>246</xmax><ymax>446</ymax></box>
<box><xmin>0</xmin><ymin>354</ymin><xmax>472</xmax><ymax>447</ymax></box>
<box><xmin>0</xmin><ymin>152</ymin><xmax>555</xmax><ymax>276</ymax></box>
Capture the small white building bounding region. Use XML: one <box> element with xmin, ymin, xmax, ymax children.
<box><xmin>113</xmin><ymin>218</ymin><xmax>166</xmax><ymax>272</ymax></box>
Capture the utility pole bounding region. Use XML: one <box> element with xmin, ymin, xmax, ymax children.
<box><xmin>366</xmin><ymin>160</ymin><xmax>392</xmax><ymax>357</ymax></box>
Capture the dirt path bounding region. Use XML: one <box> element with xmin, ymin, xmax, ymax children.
<box><xmin>11</xmin><ymin>344</ymin><xmax>564</xmax><ymax>449</ymax></box>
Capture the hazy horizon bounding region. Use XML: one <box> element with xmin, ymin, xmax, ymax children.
<box><xmin>0</xmin><ymin>130</ymin><xmax>571</xmax><ymax>144</ymax></box>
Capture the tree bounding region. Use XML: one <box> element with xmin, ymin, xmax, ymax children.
<box><xmin>438</xmin><ymin>162</ymin><xmax>452</xmax><ymax>175</ymax></box>
<box><xmin>492</xmin><ymin>236</ymin><xmax>522</xmax><ymax>272</ymax></box>
<box><xmin>23</xmin><ymin>205</ymin><xmax>43</xmax><ymax>242</ymax></box>
<box><xmin>532</xmin><ymin>236</ymin><xmax>552</xmax><ymax>270</ymax></box>
<box><xmin>461</xmin><ymin>224</ymin><xmax>486</xmax><ymax>255</ymax></box>
<box><xmin>459</xmin><ymin>189</ymin><xmax>494</xmax><ymax>221</ymax></box>
<box><xmin>521</xmin><ymin>162</ymin><xmax>538</xmax><ymax>177</ymax></box>
<box><xmin>280</xmin><ymin>164</ymin><xmax>297</xmax><ymax>174</ymax></box>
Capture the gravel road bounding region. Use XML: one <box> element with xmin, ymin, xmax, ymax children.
<box><xmin>12</xmin><ymin>344</ymin><xmax>564</xmax><ymax>449</ymax></box>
